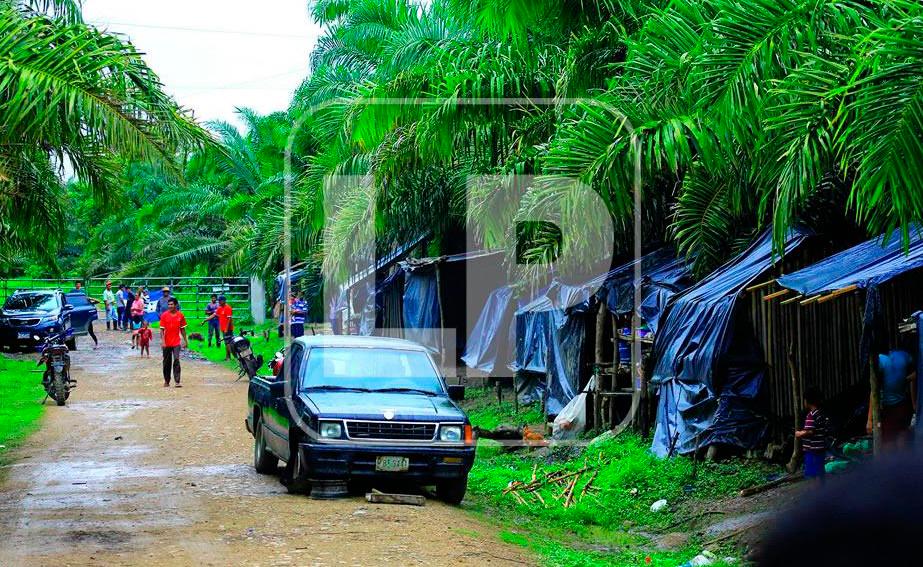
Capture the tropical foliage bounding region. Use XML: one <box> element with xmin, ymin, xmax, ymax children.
<box><xmin>8</xmin><ymin>0</ymin><xmax>923</xmax><ymax>284</ymax></box>
<box><xmin>0</xmin><ymin>0</ymin><xmax>207</xmax><ymax>269</ymax></box>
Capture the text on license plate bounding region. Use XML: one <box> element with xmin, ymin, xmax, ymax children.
<box><xmin>375</xmin><ymin>456</ymin><xmax>409</xmax><ymax>472</ymax></box>
<box><xmin>17</xmin><ymin>332</ymin><xmax>30</xmax><ymax>339</ymax></box>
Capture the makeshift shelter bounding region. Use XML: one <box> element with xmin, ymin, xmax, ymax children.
<box><xmin>651</xmin><ymin>229</ymin><xmax>812</xmax><ymax>457</ymax></box>
<box><xmin>329</xmin><ymin>234</ymin><xmax>428</xmax><ymax>335</ymax></box>
<box><xmin>771</xmin><ymin>227</ymin><xmax>923</xmax><ymax>452</ymax></box>
<box><xmin>400</xmin><ymin>250</ymin><xmax>505</xmax><ymax>356</ymax></box>
<box><xmin>512</xmin><ymin>249</ymin><xmax>692</xmax><ymax>418</ymax></box>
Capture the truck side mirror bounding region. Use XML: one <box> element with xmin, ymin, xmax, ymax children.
<box><xmin>447</xmin><ymin>385</ymin><xmax>465</xmax><ymax>402</ymax></box>
<box><xmin>62</xmin><ymin>304</ymin><xmax>74</xmax><ymax>312</ymax></box>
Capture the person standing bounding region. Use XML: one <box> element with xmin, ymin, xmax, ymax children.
<box><xmin>71</xmin><ymin>281</ymin><xmax>83</xmax><ymax>293</ymax></box>
<box><xmin>870</xmin><ymin>349</ymin><xmax>917</xmax><ymax>450</ymax></box>
<box><xmin>123</xmin><ymin>286</ymin><xmax>136</xmax><ymax>333</ymax></box>
<box><xmin>115</xmin><ymin>284</ymin><xmax>126</xmax><ymax>331</ymax></box>
<box><xmin>215</xmin><ymin>295</ymin><xmax>234</xmax><ymax>361</ymax></box>
<box><xmin>130</xmin><ymin>289</ymin><xmax>145</xmax><ymax>330</ymax></box>
<box><xmin>796</xmin><ymin>387</ymin><xmax>830</xmax><ymax>482</ymax></box>
<box><xmin>157</xmin><ymin>286</ymin><xmax>179</xmax><ymax>315</ymax></box>
<box><xmin>103</xmin><ymin>281</ymin><xmax>117</xmax><ymax>331</ymax></box>
<box><xmin>291</xmin><ymin>290</ymin><xmax>307</xmax><ymax>338</ymax></box>
<box><xmin>159</xmin><ymin>297</ymin><xmax>187</xmax><ymax>387</ymax></box>
<box><xmin>203</xmin><ymin>294</ymin><xmax>219</xmax><ymax>347</ymax></box>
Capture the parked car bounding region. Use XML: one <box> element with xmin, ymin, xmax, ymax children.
<box><xmin>246</xmin><ymin>335</ymin><xmax>475</xmax><ymax>504</ymax></box>
<box><xmin>0</xmin><ymin>290</ymin><xmax>98</xmax><ymax>352</ymax></box>
<box><xmin>63</xmin><ymin>291</ymin><xmax>99</xmax><ymax>340</ymax></box>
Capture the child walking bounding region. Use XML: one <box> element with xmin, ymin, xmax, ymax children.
<box><xmin>796</xmin><ymin>387</ymin><xmax>830</xmax><ymax>482</ymax></box>
<box><xmin>137</xmin><ymin>320</ymin><xmax>153</xmax><ymax>358</ymax></box>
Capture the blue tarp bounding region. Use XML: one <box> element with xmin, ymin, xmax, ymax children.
<box><xmin>652</xmin><ymin>229</ymin><xmax>811</xmax><ymax>456</ymax></box>
<box><xmin>460</xmin><ymin>285</ymin><xmax>515</xmax><ymax>373</ymax></box>
<box><xmin>402</xmin><ymin>268</ymin><xmax>442</xmax><ymax>351</ymax></box>
<box><xmin>511</xmin><ymin>249</ymin><xmax>691</xmax><ymax>416</ymax></box>
<box><xmin>400</xmin><ymin>250</ymin><xmax>504</xmax><ymax>354</ymax></box>
<box><xmin>600</xmin><ymin>249</ymin><xmax>691</xmax><ymax>330</ymax></box>
<box><xmin>777</xmin><ymin>226</ymin><xmax>923</xmax><ymax>295</ymax></box>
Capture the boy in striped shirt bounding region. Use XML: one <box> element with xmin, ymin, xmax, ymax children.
<box><xmin>796</xmin><ymin>387</ymin><xmax>829</xmax><ymax>481</ymax></box>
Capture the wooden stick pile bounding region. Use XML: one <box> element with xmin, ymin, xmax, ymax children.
<box><xmin>503</xmin><ymin>464</ymin><xmax>600</xmax><ymax>508</ymax></box>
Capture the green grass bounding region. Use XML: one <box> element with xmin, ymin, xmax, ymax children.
<box><xmin>185</xmin><ymin>320</ymin><xmax>288</xmax><ymax>372</ymax></box>
<box><xmin>462</xmin><ymin>392</ymin><xmax>777</xmax><ymax>565</ymax></box>
<box><xmin>463</xmin><ymin>386</ymin><xmax>544</xmax><ymax>430</ymax></box>
<box><xmin>0</xmin><ymin>355</ymin><xmax>45</xmax><ymax>465</ymax></box>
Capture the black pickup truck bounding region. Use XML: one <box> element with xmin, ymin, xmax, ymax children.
<box><xmin>246</xmin><ymin>335</ymin><xmax>475</xmax><ymax>504</ymax></box>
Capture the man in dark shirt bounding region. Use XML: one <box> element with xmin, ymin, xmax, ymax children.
<box><xmin>123</xmin><ymin>287</ymin><xmax>136</xmax><ymax>333</ymax></box>
<box><xmin>203</xmin><ymin>294</ymin><xmax>219</xmax><ymax>347</ymax></box>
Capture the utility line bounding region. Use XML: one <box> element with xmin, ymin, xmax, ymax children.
<box><xmin>88</xmin><ymin>20</ymin><xmax>310</xmax><ymax>39</ymax></box>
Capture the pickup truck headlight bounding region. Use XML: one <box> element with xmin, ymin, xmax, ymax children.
<box><xmin>319</xmin><ymin>421</ymin><xmax>343</xmax><ymax>439</ymax></box>
<box><xmin>439</xmin><ymin>425</ymin><xmax>463</xmax><ymax>442</ymax></box>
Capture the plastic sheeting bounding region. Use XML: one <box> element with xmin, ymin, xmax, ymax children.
<box><xmin>401</xmin><ymin>268</ymin><xmax>442</xmax><ymax>351</ymax></box>
<box><xmin>460</xmin><ymin>285</ymin><xmax>514</xmax><ymax>373</ymax></box>
<box><xmin>600</xmin><ymin>249</ymin><xmax>691</xmax><ymax>324</ymax></box>
<box><xmin>652</xmin><ymin>229</ymin><xmax>811</xmax><ymax>457</ymax></box>
<box><xmin>512</xmin><ymin>249</ymin><xmax>690</xmax><ymax>416</ymax></box>
<box><xmin>777</xmin><ymin>226</ymin><xmax>923</xmax><ymax>296</ymax></box>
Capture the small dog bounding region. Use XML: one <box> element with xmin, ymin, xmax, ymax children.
<box><xmin>188</xmin><ymin>332</ymin><xmax>205</xmax><ymax>342</ymax></box>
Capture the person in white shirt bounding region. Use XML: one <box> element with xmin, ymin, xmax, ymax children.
<box><xmin>103</xmin><ymin>280</ymin><xmax>118</xmax><ymax>331</ymax></box>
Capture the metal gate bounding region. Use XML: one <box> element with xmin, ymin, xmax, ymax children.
<box><xmin>0</xmin><ymin>277</ymin><xmax>252</xmax><ymax>322</ymax></box>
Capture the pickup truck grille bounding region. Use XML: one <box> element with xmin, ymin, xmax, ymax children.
<box><xmin>10</xmin><ymin>318</ymin><xmax>40</xmax><ymax>326</ymax></box>
<box><xmin>346</xmin><ymin>420</ymin><xmax>436</xmax><ymax>441</ymax></box>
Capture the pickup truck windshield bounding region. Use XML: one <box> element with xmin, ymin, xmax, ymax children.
<box><xmin>301</xmin><ymin>347</ymin><xmax>444</xmax><ymax>394</ymax></box>
<box><xmin>4</xmin><ymin>293</ymin><xmax>58</xmax><ymax>312</ymax></box>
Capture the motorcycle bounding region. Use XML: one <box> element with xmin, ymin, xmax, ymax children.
<box><xmin>37</xmin><ymin>330</ymin><xmax>75</xmax><ymax>406</ymax></box>
<box><xmin>226</xmin><ymin>332</ymin><xmax>264</xmax><ymax>381</ymax></box>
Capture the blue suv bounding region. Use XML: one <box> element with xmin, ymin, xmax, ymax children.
<box><xmin>0</xmin><ymin>290</ymin><xmax>97</xmax><ymax>351</ymax></box>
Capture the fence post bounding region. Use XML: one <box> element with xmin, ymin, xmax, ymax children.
<box><xmin>250</xmin><ymin>276</ymin><xmax>265</xmax><ymax>325</ymax></box>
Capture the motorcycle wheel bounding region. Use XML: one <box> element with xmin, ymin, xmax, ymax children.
<box><xmin>52</xmin><ymin>372</ymin><xmax>66</xmax><ymax>406</ymax></box>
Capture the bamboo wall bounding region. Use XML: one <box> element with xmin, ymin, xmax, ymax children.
<box><xmin>746</xmin><ymin>266</ymin><xmax>923</xmax><ymax>441</ymax></box>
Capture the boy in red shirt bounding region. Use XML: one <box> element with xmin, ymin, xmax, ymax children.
<box><xmin>159</xmin><ymin>297</ymin><xmax>188</xmax><ymax>387</ymax></box>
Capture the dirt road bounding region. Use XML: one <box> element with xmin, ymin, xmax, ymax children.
<box><xmin>0</xmin><ymin>331</ymin><xmax>533</xmax><ymax>566</ymax></box>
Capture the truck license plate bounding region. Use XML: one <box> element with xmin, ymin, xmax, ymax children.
<box><xmin>17</xmin><ymin>332</ymin><xmax>30</xmax><ymax>339</ymax></box>
<box><xmin>375</xmin><ymin>456</ymin><xmax>409</xmax><ymax>472</ymax></box>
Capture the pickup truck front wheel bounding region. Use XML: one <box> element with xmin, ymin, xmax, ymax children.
<box><xmin>253</xmin><ymin>418</ymin><xmax>279</xmax><ymax>474</ymax></box>
<box><xmin>436</xmin><ymin>476</ymin><xmax>468</xmax><ymax>506</ymax></box>
<box><xmin>284</xmin><ymin>433</ymin><xmax>312</xmax><ymax>495</ymax></box>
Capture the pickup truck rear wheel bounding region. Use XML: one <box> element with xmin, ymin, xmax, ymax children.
<box><xmin>253</xmin><ymin>418</ymin><xmax>278</xmax><ymax>474</ymax></box>
<box><xmin>436</xmin><ymin>476</ymin><xmax>468</xmax><ymax>505</ymax></box>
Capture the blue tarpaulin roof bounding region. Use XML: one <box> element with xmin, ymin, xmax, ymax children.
<box><xmin>777</xmin><ymin>226</ymin><xmax>923</xmax><ymax>296</ymax></box>
<box><xmin>652</xmin><ymin>228</ymin><xmax>812</xmax><ymax>457</ymax></box>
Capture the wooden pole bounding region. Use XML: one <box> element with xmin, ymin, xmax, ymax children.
<box><xmin>435</xmin><ymin>264</ymin><xmax>446</xmax><ymax>367</ymax></box>
<box><xmin>593</xmin><ymin>304</ymin><xmax>607</xmax><ymax>430</ymax></box>
<box><xmin>763</xmin><ymin>289</ymin><xmax>790</xmax><ymax>301</ymax></box>
<box><xmin>870</xmin><ymin>357</ymin><xmax>882</xmax><ymax>455</ymax></box>
<box><xmin>744</xmin><ymin>280</ymin><xmax>776</xmax><ymax>293</ymax></box>
<box><xmin>817</xmin><ymin>284</ymin><xmax>859</xmax><ymax>304</ymax></box>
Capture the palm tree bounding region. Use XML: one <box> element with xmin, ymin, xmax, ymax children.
<box><xmin>0</xmin><ymin>0</ymin><xmax>209</xmax><ymax>263</ymax></box>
